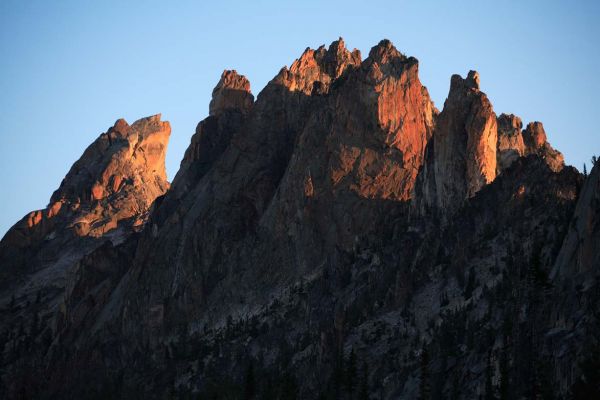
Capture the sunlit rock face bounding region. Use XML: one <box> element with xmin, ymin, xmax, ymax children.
<box><xmin>272</xmin><ymin>37</ymin><xmax>361</xmax><ymax>95</ymax></box>
<box><xmin>0</xmin><ymin>38</ymin><xmax>596</xmax><ymax>400</ymax></box>
<box><xmin>496</xmin><ymin>114</ymin><xmax>564</xmax><ymax>175</ymax></box>
<box><xmin>497</xmin><ymin>113</ymin><xmax>525</xmax><ymax>171</ymax></box>
<box><xmin>209</xmin><ymin>70</ymin><xmax>254</xmax><ymax>117</ymax></box>
<box><xmin>49</xmin><ymin>114</ymin><xmax>170</xmax><ymax>237</ymax></box>
<box><xmin>413</xmin><ymin>70</ymin><xmax>497</xmax><ymax>220</ymax></box>
<box><xmin>522</xmin><ymin>121</ymin><xmax>564</xmax><ymax>172</ymax></box>
<box><xmin>412</xmin><ymin>70</ymin><xmax>566</xmax><ymax>223</ymax></box>
<box><xmin>259</xmin><ymin>39</ymin><xmax>437</xmax><ymax>258</ymax></box>
<box><xmin>327</xmin><ymin>38</ymin><xmax>436</xmax><ymax>201</ymax></box>
<box><xmin>1</xmin><ymin>114</ymin><xmax>170</xmax><ymax>252</ymax></box>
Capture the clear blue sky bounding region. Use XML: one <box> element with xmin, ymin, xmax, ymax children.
<box><xmin>1</xmin><ymin>0</ymin><xmax>599</xmax><ymax>238</ymax></box>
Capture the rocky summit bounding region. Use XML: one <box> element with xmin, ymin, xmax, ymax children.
<box><xmin>0</xmin><ymin>38</ymin><xmax>597</xmax><ymax>400</ymax></box>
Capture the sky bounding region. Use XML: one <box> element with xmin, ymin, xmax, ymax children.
<box><xmin>1</xmin><ymin>0</ymin><xmax>599</xmax><ymax>238</ymax></box>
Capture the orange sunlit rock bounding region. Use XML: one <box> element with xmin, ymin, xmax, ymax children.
<box><xmin>91</xmin><ymin>183</ymin><xmax>105</xmax><ymax>200</ymax></box>
<box><xmin>26</xmin><ymin>211</ymin><xmax>43</xmax><ymax>228</ymax></box>
<box><xmin>209</xmin><ymin>70</ymin><xmax>254</xmax><ymax>116</ymax></box>
<box><xmin>47</xmin><ymin>201</ymin><xmax>62</xmax><ymax>218</ymax></box>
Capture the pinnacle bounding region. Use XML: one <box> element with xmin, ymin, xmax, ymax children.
<box><xmin>209</xmin><ymin>69</ymin><xmax>254</xmax><ymax>116</ymax></box>
<box><xmin>368</xmin><ymin>39</ymin><xmax>403</xmax><ymax>63</ymax></box>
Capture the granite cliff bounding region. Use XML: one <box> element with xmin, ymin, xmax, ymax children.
<box><xmin>0</xmin><ymin>39</ymin><xmax>596</xmax><ymax>400</ymax></box>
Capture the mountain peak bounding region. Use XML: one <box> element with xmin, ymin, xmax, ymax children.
<box><xmin>450</xmin><ymin>70</ymin><xmax>481</xmax><ymax>93</ymax></box>
<box><xmin>523</xmin><ymin>121</ymin><xmax>564</xmax><ymax>172</ymax></box>
<box><xmin>523</xmin><ymin>121</ymin><xmax>547</xmax><ymax>148</ymax></box>
<box><xmin>42</xmin><ymin>114</ymin><xmax>171</xmax><ymax>235</ymax></box>
<box><xmin>321</xmin><ymin>37</ymin><xmax>361</xmax><ymax>78</ymax></box>
<box><xmin>415</xmin><ymin>67</ymin><xmax>498</xmax><ymax>219</ymax></box>
<box><xmin>497</xmin><ymin>113</ymin><xmax>523</xmax><ymax>134</ymax></box>
<box><xmin>0</xmin><ymin>112</ymin><xmax>171</xmax><ymax>301</ymax></box>
<box><xmin>367</xmin><ymin>39</ymin><xmax>405</xmax><ymax>64</ymax></box>
<box><xmin>273</xmin><ymin>39</ymin><xmax>360</xmax><ymax>95</ymax></box>
<box><xmin>209</xmin><ymin>70</ymin><xmax>254</xmax><ymax>116</ymax></box>
<box><xmin>466</xmin><ymin>70</ymin><xmax>480</xmax><ymax>89</ymax></box>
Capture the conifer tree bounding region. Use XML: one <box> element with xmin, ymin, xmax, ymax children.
<box><xmin>464</xmin><ymin>268</ymin><xmax>476</xmax><ymax>299</ymax></box>
<box><xmin>244</xmin><ymin>359</ymin><xmax>255</xmax><ymax>400</ymax></box>
<box><xmin>358</xmin><ymin>361</ymin><xmax>369</xmax><ymax>400</ymax></box>
<box><xmin>571</xmin><ymin>347</ymin><xmax>600</xmax><ymax>399</ymax></box>
<box><xmin>345</xmin><ymin>348</ymin><xmax>357</xmax><ymax>394</ymax></box>
<box><xmin>418</xmin><ymin>344</ymin><xmax>430</xmax><ymax>400</ymax></box>
<box><xmin>485</xmin><ymin>351</ymin><xmax>497</xmax><ymax>400</ymax></box>
<box><xmin>499</xmin><ymin>348</ymin><xmax>510</xmax><ymax>400</ymax></box>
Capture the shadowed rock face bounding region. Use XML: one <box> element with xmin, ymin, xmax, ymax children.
<box><xmin>552</xmin><ymin>161</ymin><xmax>600</xmax><ymax>277</ymax></box>
<box><xmin>170</xmin><ymin>70</ymin><xmax>254</xmax><ymax>201</ymax></box>
<box><xmin>0</xmin><ymin>38</ymin><xmax>597</xmax><ymax>400</ymax></box>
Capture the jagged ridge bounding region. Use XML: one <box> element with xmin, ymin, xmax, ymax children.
<box><xmin>0</xmin><ymin>38</ymin><xmax>594</xmax><ymax>400</ymax></box>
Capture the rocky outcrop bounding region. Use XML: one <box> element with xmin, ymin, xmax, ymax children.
<box><xmin>0</xmin><ymin>114</ymin><xmax>170</xmax><ymax>283</ymax></box>
<box><xmin>273</xmin><ymin>37</ymin><xmax>361</xmax><ymax>95</ymax></box>
<box><xmin>261</xmin><ymin>39</ymin><xmax>436</xmax><ymax>257</ymax></box>
<box><xmin>209</xmin><ymin>70</ymin><xmax>254</xmax><ymax>117</ymax></box>
<box><xmin>522</xmin><ymin>121</ymin><xmax>564</xmax><ymax>172</ymax></box>
<box><xmin>170</xmin><ymin>71</ymin><xmax>253</xmax><ymax>201</ymax></box>
<box><xmin>1</xmin><ymin>115</ymin><xmax>170</xmax><ymax>254</ymax></box>
<box><xmin>302</xmin><ymin>38</ymin><xmax>436</xmax><ymax>203</ymax></box>
<box><xmin>414</xmin><ymin>72</ymin><xmax>566</xmax><ymax>222</ymax></box>
<box><xmin>51</xmin><ymin>114</ymin><xmax>170</xmax><ymax>235</ymax></box>
<box><xmin>342</xmin><ymin>39</ymin><xmax>436</xmax><ymax>200</ymax></box>
<box><xmin>414</xmin><ymin>70</ymin><xmax>497</xmax><ymax>220</ymax></box>
<box><xmin>496</xmin><ymin>113</ymin><xmax>525</xmax><ymax>171</ymax></box>
<box><xmin>496</xmin><ymin>114</ymin><xmax>564</xmax><ymax>173</ymax></box>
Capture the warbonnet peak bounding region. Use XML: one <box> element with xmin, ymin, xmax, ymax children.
<box><xmin>0</xmin><ymin>38</ymin><xmax>596</xmax><ymax>400</ymax></box>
